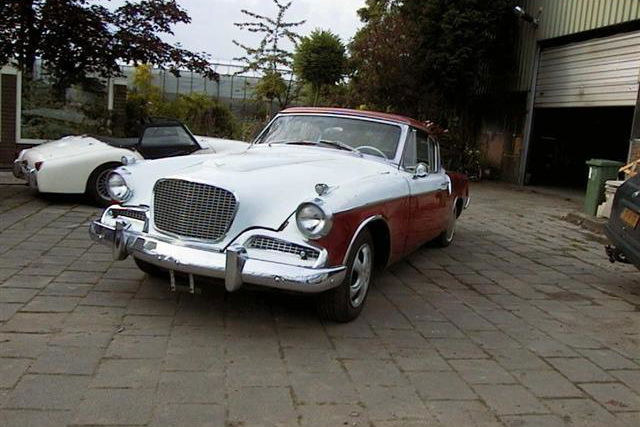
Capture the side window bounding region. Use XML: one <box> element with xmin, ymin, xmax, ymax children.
<box><xmin>403</xmin><ymin>129</ymin><xmax>438</xmax><ymax>172</ymax></box>
<box><xmin>141</xmin><ymin>126</ymin><xmax>196</xmax><ymax>148</ymax></box>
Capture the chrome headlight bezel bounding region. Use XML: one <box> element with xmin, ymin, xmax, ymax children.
<box><xmin>295</xmin><ymin>201</ymin><xmax>333</xmax><ymax>239</ymax></box>
<box><xmin>107</xmin><ymin>172</ymin><xmax>132</xmax><ymax>203</ymax></box>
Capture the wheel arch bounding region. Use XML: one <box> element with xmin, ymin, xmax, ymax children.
<box><xmin>85</xmin><ymin>161</ymin><xmax>122</xmax><ymax>193</ymax></box>
<box><xmin>342</xmin><ymin>215</ymin><xmax>391</xmax><ymax>270</ymax></box>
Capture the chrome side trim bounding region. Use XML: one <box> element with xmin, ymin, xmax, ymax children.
<box><xmin>342</xmin><ymin>215</ymin><xmax>388</xmax><ymax>265</ymax></box>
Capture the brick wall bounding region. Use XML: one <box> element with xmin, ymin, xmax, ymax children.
<box><xmin>0</xmin><ymin>73</ymin><xmax>18</xmax><ymax>166</ymax></box>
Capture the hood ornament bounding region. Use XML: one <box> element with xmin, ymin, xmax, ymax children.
<box><xmin>315</xmin><ymin>183</ymin><xmax>329</xmax><ymax>196</ymax></box>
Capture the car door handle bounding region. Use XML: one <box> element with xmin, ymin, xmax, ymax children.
<box><xmin>439</xmin><ymin>182</ymin><xmax>449</xmax><ymax>190</ymax></box>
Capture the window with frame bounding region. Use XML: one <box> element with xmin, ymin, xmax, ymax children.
<box><xmin>403</xmin><ymin>129</ymin><xmax>438</xmax><ymax>172</ymax></box>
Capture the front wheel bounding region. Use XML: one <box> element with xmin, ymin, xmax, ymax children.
<box><xmin>316</xmin><ymin>229</ymin><xmax>374</xmax><ymax>322</ymax></box>
<box><xmin>86</xmin><ymin>163</ymin><xmax>120</xmax><ymax>207</ymax></box>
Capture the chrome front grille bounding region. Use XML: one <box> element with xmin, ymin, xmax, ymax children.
<box><xmin>153</xmin><ymin>179</ymin><xmax>237</xmax><ymax>241</ymax></box>
<box><xmin>248</xmin><ymin>236</ymin><xmax>320</xmax><ymax>259</ymax></box>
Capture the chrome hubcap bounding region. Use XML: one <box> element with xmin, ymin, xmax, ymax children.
<box><xmin>349</xmin><ymin>243</ymin><xmax>372</xmax><ymax>308</ymax></box>
<box><xmin>96</xmin><ymin>169</ymin><xmax>113</xmax><ymax>201</ymax></box>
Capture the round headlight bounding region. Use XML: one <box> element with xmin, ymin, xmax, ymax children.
<box><xmin>107</xmin><ymin>172</ymin><xmax>132</xmax><ymax>202</ymax></box>
<box><xmin>296</xmin><ymin>202</ymin><xmax>332</xmax><ymax>239</ymax></box>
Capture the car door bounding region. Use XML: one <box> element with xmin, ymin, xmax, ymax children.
<box><xmin>402</xmin><ymin>128</ymin><xmax>450</xmax><ymax>252</ymax></box>
<box><xmin>136</xmin><ymin>124</ymin><xmax>201</xmax><ymax>159</ymax></box>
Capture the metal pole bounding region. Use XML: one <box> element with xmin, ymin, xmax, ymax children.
<box><xmin>518</xmin><ymin>45</ymin><xmax>541</xmax><ymax>186</ymax></box>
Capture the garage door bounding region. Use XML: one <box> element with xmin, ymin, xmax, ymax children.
<box><xmin>535</xmin><ymin>31</ymin><xmax>640</xmax><ymax>108</ymax></box>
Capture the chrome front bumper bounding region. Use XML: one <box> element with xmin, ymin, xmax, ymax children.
<box><xmin>89</xmin><ymin>221</ymin><xmax>346</xmax><ymax>293</ymax></box>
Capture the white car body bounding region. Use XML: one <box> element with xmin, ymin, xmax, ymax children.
<box><xmin>13</xmin><ymin>130</ymin><xmax>247</xmax><ymax>194</ymax></box>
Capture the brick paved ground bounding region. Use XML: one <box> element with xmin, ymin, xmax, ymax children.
<box><xmin>0</xmin><ymin>182</ymin><xmax>639</xmax><ymax>426</ymax></box>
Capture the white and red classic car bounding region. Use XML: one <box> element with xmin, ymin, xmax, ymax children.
<box><xmin>90</xmin><ymin>108</ymin><xmax>469</xmax><ymax>321</ymax></box>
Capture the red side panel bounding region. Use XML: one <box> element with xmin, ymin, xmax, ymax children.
<box><xmin>316</xmin><ymin>197</ymin><xmax>411</xmax><ymax>267</ymax></box>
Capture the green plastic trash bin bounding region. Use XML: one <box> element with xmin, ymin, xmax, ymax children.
<box><xmin>584</xmin><ymin>159</ymin><xmax>624</xmax><ymax>216</ymax></box>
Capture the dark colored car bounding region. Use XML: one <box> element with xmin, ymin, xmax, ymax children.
<box><xmin>605</xmin><ymin>174</ymin><xmax>640</xmax><ymax>268</ymax></box>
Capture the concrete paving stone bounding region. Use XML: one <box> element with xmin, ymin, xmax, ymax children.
<box><xmin>546</xmin><ymin>398</ymin><xmax>621</xmax><ymax>426</ymax></box>
<box><xmin>92</xmin><ymin>278</ymin><xmax>141</xmax><ymax>293</ymax></box>
<box><xmin>151</xmin><ymin>403</ymin><xmax>225</xmax><ymax>427</ymax></box>
<box><xmin>473</xmin><ymin>384</ymin><xmax>548</xmax><ymax>416</ymax></box>
<box><xmin>168</xmin><ymin>325</ymin><xmax>224</xmax><ymax>348</ymax></box>
<box><xmin>390</xmin><ymin>348</ymin><xmax>451</xmax><ymax>372</ymax></box>
<box><xmin>501</xmin><ymin>414</ymin><xmax>567</xmax><ymax>427</ymax></box>
<box><xmin>486</xmin><ymin>348</ymin><xmax>551</xmax><ymax>371</ymax></box>
<box><xmin>521</xmin><ymin>337</ymin><xmax>579</xmax><ymax>358</ymax></box>
<box><xmin>579</xmin><ymin>382</ymin><xmax>640</xmax><ymax>412</ymax></box>
<box><xmin>158</xmin><ymin>371</ymin><xmax>223</xmax><ymax>404</ymax></box>
<box><xmin>38</xmin><ymin>282</ymin><xmax>93</xmax><ymax>297</ymax></box>
<box><xmin>20</xmin><ymin>296</ymin><xmax>80</xmax><ymax>313</ymax></box>
<box><xmin>120</xmin><ymin>314</ymin><xmax>173</xmax><ymax>336</ymax></box>
<box><xmin>514</xmin><ymin>368</ymin><xmax>582</xmax><ymax>398</ymax></box>
<box><xmin>545</xmin><ymin>357</ymin><xmax>614</xmax><ymax>383</ymax></box>
<box><xmin>290</xmin><ymin>371</ymin><xmax>359</xmax><ymax>404</ymax></box>
<box><xmin>414</xmin><ymin>321</ymin><xmax>465</xmax><ymax>338</ymax></box>
<box><xmin>48</xmin><ymin>330</ymin><xmax>113</xmax><ymax>348</ymax></box>
<box><xmin>105</xmin><ymin>334</ymin><xmax>168</xmax><ymax>359</ymax></box>
<box><xmin>426</xmin><ymin>400</ymin><xmax>500</xmax><ymax>427</ymax></box>
<box><xmin>228</xmin><ymin>386</ymin><xmax>296</xmax><ymax>425</ymax></box>
<box><xmin>282</xmin><ymin>347</ymin><xmax>343</xmax><ymax>373</ymax></box>
<box><xmin>29</xmin><ymin>346</ymin><xmax>102</xmax><ymax>375</ymax></box>
<box><xmin>72</xmin><ymin>388</ymin><xmax>154</xmax><ymax>425</ymax></box>
<box><xmin>430</xmin><ymin>338</ymin><xmax>488</xmax><ymax>359</ymax></box>
<box><xmin>278</xmin><ymin>326</ymin><xmax>333</xmax><ymax>349</ymax></box>
<box><xmin>615</xmin><ymin>412</ymin><xmax>640</xmax><ymax>427</ymax></box>
<box><xmin>411</xmin><ymin>371</ymin><xmax>477</xmax><ymax>400</ymax></box>
<box><xmin>0</xmin><ymin>303</ymin><xmax>21</xmax><ymax>321</ymax></box>
<box><xmin>63</xmin><ymin>305</ymin><xmax>125</xmax><ymax>329</ymax></box>
<box><xmin>0</xmin><ymin>409</ymin><xmax>72</xmax><ymax>427</ymax></box>
<box><xmin>91</xmin><ymin>359</ymin><xmax>161</xmax><ymax>389</ymax></box>
<box><xmin>0</xmin><ymin>288</ymin><xmax>37</xmax><ymax>303</ymax></box>
<box><xmin>226</xmin><ymin>356</ymin><xmax>288</xmax><ymax>387</ymax></box>
<box><xmin>4</xmin><ymin>374</ymin><xmax>90</xmax><ymax>410</ymax></box>
<box><xmin>611</xmin><ymin>370</ymin><xmax>640</xmax><ymax>394</ymax></box>
<box><xmin>127</xmin><ymin>298</ymin><xmax>177</xmax><ymax>316</ymax></box>
<box><xmin>375</xmin><ymin>328</ymin><xmax>432</xmax><ymax>349</ymax></box>
<box><xmin>333</xmin><ymin>337</ymin><xmax>392</xmax><ymax>360</ymax></box>
<box><xmin>0</xmin><ymin>333</ymin><xmax>49</xmax><ymax>358</ymax></box>
<box><xmin>344</xmin><ymin>359</ymin><xmax>408</xmax><ymax>386</ymax></box>
<box><xmin>225</xmin><ymin>335</ymin><xmax>281</xmax><ymax>361</ymax></box>
<box><xmin>298</xmin><ymin>403</ymin><xmax>371</xmax><ymax>427</ymax></box>
<box><xmin>357</xmin><ymin>385</ymin><xmax>429</xmax><ymax>421</ymax></box>
<box><xmin>54</xmin><ymin>271</ymin><xmax>99</xmax><ymax>284</ymax></box>
<box><xmin>450</xmin><ymin>359</ymin><xmax>516</xmax><ymax>384</ymax></box>
<box><xmin>579</xmin><ymin>348</ymin><xmax>639</xmax><ymax>370</ymax></box>
<box><xmin>1</xmin><ymin>312</ymin><xmax>66</xmax><ymax>333</ymax></box>
<box><xmin>0</xmin><ymin>358</ymin><xmax>31</xmax><ymax>388</ymax></box>
<box><xmin>0</xmin><ymin>275</ymin><xmax>53</xmax><ymax>289</ymax></box>
<box><xmin>80</xmin><ymin>290</ymin><xmax>133</xmax><ymax>307</ymax></box>
<box><xmin>163</xmin><ymin>345</ymin><xmax>224</xmax><ymax>372</ymax></box>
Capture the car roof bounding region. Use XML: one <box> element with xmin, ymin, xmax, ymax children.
<box><xmin>280</xmin><ymin>107</ymin><xmax>433</xmax><ymax>134</ymax></box>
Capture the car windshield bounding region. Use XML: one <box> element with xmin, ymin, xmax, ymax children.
<box><xmin>255</xmin><ymin>115</ymin><xmax>403</xmax><ymax>160</ymax></box>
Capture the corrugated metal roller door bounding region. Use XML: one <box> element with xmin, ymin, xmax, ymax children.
<box><xmin>535</xmin><ymin>31</ymin><xmax>640</xmax><ymax>108</ymax></box>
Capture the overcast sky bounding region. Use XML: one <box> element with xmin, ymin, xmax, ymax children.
<box><xmin>155</xmin><ymin>0</ymin><xmax>366</xmax><ymax>63</ymax></box>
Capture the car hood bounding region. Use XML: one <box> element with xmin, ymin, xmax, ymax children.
<box><xmin>126</xmin><ymin>145</ymin><xmax>398</xmax><ymax>239</ymax></box>
<box><xmin>22</xmin><ymin>136</ymin><xmax>112</xmax><ymax>162</ymax></box>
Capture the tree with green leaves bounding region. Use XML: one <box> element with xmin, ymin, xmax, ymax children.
<box><xmin>293</xmin><ymin>30</ymin><xmax>347</xmax><ymax>106</ymax></box>
<box><xmin>0</xmin><ymin>0</ymin><xmax>217</xmax><ymax>90</ymax></box>
<box><xmin>233</xmin><ymin>0</ymin><xmax>305</xmax><ymax>109</ymax></box>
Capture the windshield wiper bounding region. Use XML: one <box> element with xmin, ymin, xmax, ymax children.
<box><xmin>317</xmin><ymin>139</ymin><xmax>358</xmax><ymax>153</ymax></box>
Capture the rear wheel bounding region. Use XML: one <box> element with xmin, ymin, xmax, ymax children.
<box><xmin>134</xmin><ymin>258</ymin><xmax>167</xmax><ymax>278</ymax></box>
<box><xmin>435</xmin><ymin>200</ymin><xmax>458</xmax><ymax>247</ymax></box>
<box><xmin>86</xmin><ymin>163</ymin><xmax>120</xmax><ymax>206</ymax></box>
<box><xmin>317</xmin><ymin>229</ymin><xmax>374</xmax><ymax>322</ymax></box>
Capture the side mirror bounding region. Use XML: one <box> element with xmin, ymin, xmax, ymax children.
<box><xmin>413</xmin><ymin>163</ymin><xmax>429</xmax><ymax>179</ymax></box>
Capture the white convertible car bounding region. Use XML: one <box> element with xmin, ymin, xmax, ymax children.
<box><xmin>13</xmin><ymin>120</ymin><xmax>246</xmax><ymax>205</ymax></box>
